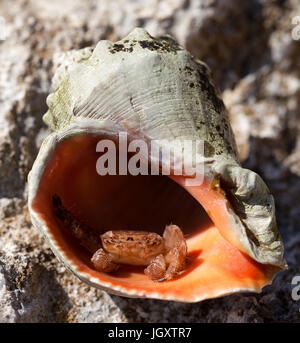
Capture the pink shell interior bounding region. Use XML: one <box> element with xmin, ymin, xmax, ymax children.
<box><xmin>32</xmin><ymin>134</ymin><xmax>278</xmax><ymax>301</ymax></box>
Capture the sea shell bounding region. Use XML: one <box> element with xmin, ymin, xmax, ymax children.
<box><xmin>28</xmin><ymin>28</ymin><xmax>287</xmax><ymax>302</ymax></box>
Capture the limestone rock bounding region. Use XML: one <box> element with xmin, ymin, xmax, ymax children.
<box><xmin>0</xmin><ymin>0</ymin><xmax>299</xmax><ymax>322</ymax></box>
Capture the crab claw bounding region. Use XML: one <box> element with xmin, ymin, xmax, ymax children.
<box><xmin>164</xmin><ymin>242</ymin><xmax>187</xmax><ymax>281</ymax></box>
<box><xmin>144</xmin><ymin>225</ymin><xmax>187</xmax><ymax>282</ymax></box>
<box><xmin>144</xmin><ymin>254</ymin><xmax>167</xmax><ymax>281</ymax></box>
<box><xmin>91</xmin><ymin>248</ymin><xmax>120</xmax><ymax>273</ymax></box>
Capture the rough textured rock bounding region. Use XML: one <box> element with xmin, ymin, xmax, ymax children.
<box><xmin>0</xmin><ymin>0</ymin><xmax>299</xmax><ymax>322</ymax></box>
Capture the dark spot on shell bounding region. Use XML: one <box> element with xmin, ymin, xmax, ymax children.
<box><xmin>196</xmin><ymin>66</ymin><xmax>225</xmax><ymax>113</ymax></box>
<box><xmin>114</xmin><ymin>44</ymin><xmax>124</xmax><ymax>49</ymax></box>
<box><xmin>184</xmin><ymin>66</ymin><xmax>193</xmax><ymax>75</ymax></box>
<box><xmin>129</xmin><ymin>96</ymin><xmax>134</xmax><ymax>107</ymax></box>
<box><xmin>203</xmin><ymin>141</ymin><xmax>215</xmax><ymax>157</ymax></box>
<box><xmin>189</xmin><ymin>82</ymin><xmax>194</xmax><ymax>88</ymax></box>
<box><xmin>109</xmin><ymin>43</ymin><xmax>134</xmax><ymax>54</ymax></box>
<box><xmin>138</xmin><ymin>37</ymin><xmax>181</xmax><ymax>54</ymax></box>
<box><xmin>139</xmin><ymin>40</ymin><xmax>155</xmax><ymax>50</ymax></box>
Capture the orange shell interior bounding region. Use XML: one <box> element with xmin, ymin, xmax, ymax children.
<box><xmin>32</xmin><ymin>134</ymin><xmax>278</xmax><ymax>301</ymax></box>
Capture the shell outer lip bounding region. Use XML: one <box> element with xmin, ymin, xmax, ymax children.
<box><xmin>210</xmin><ymin>161</ymin><xmax>287</xmax><ymax>270</ymax></box>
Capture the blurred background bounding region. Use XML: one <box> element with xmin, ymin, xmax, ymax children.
<box><xmin>0</xmin><ymin>0</ymin><xmax>299</xmax><ymax>322</ymax></box>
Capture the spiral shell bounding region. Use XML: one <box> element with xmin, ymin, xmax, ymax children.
<box><xmin>28</xmin><ymin>28</ymin><xmax>286</xmax><ymax>302</ymax></box>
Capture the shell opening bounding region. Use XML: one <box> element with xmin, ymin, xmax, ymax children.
<box><xmin>31</xmin><ymin>133</ymin><xmax>277</xmax><ymax>302</ymax></box>
<box><xmin>33</xmin><ymin>135</ymin><xmax>210</xmax><ymax>265</ymax></box>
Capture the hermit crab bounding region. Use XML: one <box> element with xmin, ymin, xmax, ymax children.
<box><xmin>52</xmin><ymin>193</ymin><xmax>187</xmax><ymax>281</ymax></box>
<box><xmin>28</xmin><ymin>28</ymin><xmax>287</xmax><ymax>302</ymax></box>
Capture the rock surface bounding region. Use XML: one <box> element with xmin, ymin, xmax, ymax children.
<box><xmin>0</xmin><ymin>0</ymin><xmax>299</xmax><ymax>322</ymax></box>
